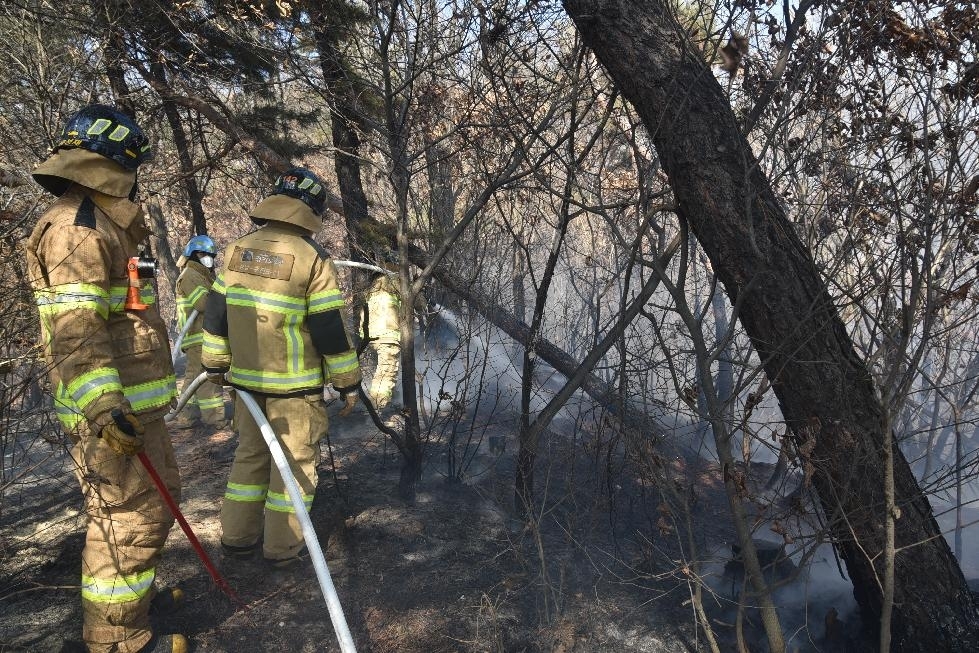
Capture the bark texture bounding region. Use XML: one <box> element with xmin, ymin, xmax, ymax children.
<box><xmin>560</xmin><ymin>0</ymin><xmax>979</xmax><ymax>649</ymax></box>
<box><xmin>316</xmin><ymin>29</ymin><xmax>372</xmax><ymax>249</ymax></box>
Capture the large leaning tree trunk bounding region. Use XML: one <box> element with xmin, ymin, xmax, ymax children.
<box><xmin>561</xmin><ymin>1</ymin><xmax>979</xmax><ymax>650</ymax></box>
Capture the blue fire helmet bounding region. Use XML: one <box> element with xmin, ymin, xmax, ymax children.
<box><xmin>183</xmin><ymin>235</ymin><xmax>216</xmax><ymax>257</ymax></box>
<box><xmin>54</xmin><ymin>104</ymin><xmax>152</xmax><ymax>171</ymax></box>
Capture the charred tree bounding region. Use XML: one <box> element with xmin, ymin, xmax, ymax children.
<box><xmin>403</xmin><ymin>241</ymin><xmax>674</xmax><ymax>442</ymax></box>
<box><xmin>560</xmin><ymin>1</ymin><xmax>979</xmax><ymax>649</ymax></box>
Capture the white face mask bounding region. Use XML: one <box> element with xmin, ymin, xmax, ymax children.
<box><xmin>198</xmin><ymin>254</ymin><xmax>215</xmax><ymax>268</ymax></box>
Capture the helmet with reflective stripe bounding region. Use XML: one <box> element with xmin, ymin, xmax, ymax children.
<box><xmin>183</xmin><ymin>235</ymin><xmax>216</xmax><ymax>257</ymax></box>
<box><xmin>271</xmin><ymin>167</ymin><xmax>326</xmax><ymax>216</ymax></box>
<box><xmin>55</xmin><ymin>105</ymin><xmax>152</xmax><ymax>171</ymax></box>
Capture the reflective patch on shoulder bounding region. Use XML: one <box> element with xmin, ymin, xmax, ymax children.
<box><xmin>227</xmin><ymin>245</ymin><xmax>295</xmax><ymax>280</ymax></box>
<box><xmin>74</xmin><ymin>197</ymin><xmax>97</xmax><ymax>229</ymax></box>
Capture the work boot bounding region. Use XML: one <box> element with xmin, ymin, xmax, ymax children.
<box><xmin>137</xmin><ymin>633</ymin><xmax>189</xmax><ymax>653</ymax></box>
<box><xmin>221</xmin><ymin>540</ymin><xmax>260</xmax><ymax>560</ymax></box>
<box><xmin>168</xmin><ymin>414</ymin><xmax>203</xmax><ymax>430</ymax></box>
<box><xmin>204</xmin><ymin>418</ymin><xmax>233</xmax><ymax>432</ymax></box>
<box><xmin>149</xmin><ymin>586</ymin><xmax>185</xmax><ymax>615</ymax></box>
<box><xmin>264</xmin><ymin>546</ymin><xmax>309</xmax><ymax>570</ymax></box>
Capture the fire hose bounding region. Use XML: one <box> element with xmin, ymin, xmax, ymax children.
<box><xmin>137</xmin><ymin>449</ymin><xmax>242</xmax><ymax>606</ymax></box>
<box><xmin>236</xmin><ymin>389</ymin><xmax>357</xmax><ymax>653</ymax></box>
<box><xmin>171</xmin><ymin>309</ymin><xmax>200</xmax><ymax>366</ymax></box>
<box><xmin>109</xmin><ymin>409</ymin><xmax>242</xmax><ymax>605</ymax></box>
<box><xmin>169</xmin><ymin>371</ymin><xmax>209</xmax><ymax>419</ymax></box>
<box><xmin>333</xmin><ymin>260</ymin><xmax>391</xmax><ymax>275</ymax></box>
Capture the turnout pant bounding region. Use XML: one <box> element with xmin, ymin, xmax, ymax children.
<box><xmin>180</xmin><ymin>344</ymin><xmax>225</xmax><ymax>425</ymax></box>
<box><xmin>72</xmin><ymin>416</ymin><xmax>179</xmax><ymax>653</ymax></box>
<box><xmin>367</xmin><ymin>342</ymin><xmax>400</xmax><ymax>410</ymax></box>
<box><xmin>220</xmin><ymin>393</ymin><xmax>328</xmax><ymax>561</ymax></box>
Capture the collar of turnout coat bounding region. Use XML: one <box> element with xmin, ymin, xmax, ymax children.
<box><xmin>32</xmin><ymin>148</ymin><xmax>137</xmax><ymax>198</ymax></box>
<box><xmin>52</xmin><ymin>185</ymin><xmax>151</xmax><ymax>242</ymax></box>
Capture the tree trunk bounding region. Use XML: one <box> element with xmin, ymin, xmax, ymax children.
<box><xmin>560</xmin><ymin>1</ymin><xmax>979</xmax><ymax>649</ymax></box>
<box><xmin>316</xmin><ymin>29</ymin><xmax>372</xmax><ymax>252</ymax></box>
<box><xmin>515</xmin><ymin>190</ymin><xmax>571</xmax><ymax>515</ymax></box>
<box><xmin>151</xmin><ymin>63</ymin><xmax>208</xmax><ymax>237</ymax></box>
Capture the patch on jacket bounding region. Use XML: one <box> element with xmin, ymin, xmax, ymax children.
<box><xmin>74</xmin><ymin>197</ymin><xmax>97</xmax><ymax>228</ymax></box>
<box><xmin>228</xmin><ymin>246</ymin><xmax>295</xmax><ymax>280</ymax></box>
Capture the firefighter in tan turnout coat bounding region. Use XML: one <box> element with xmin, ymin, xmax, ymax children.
<box><xmin>360</xmin><ymin>253</ymin><xmax>428</xmax><ymax>412</ymax></box>
<box><xmin>174</xmin><ymin>235</ymin><xmax>226</xmax><ymax>428</ymax></box>
<box><xmin>202</xmin><ymin>167</ymin><xmax>362</xmax><ymax>567</ymax></box>
<box><xmin>24</xmin><ymin>105</ymin><xmax>185</xmax><ymax>653</ymax></box>
<box><xmin>361</xmin><ymin>267</ymin><xmax>402</xmax><ymax>410</ymax></box>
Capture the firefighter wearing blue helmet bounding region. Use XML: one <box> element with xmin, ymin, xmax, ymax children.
<box><xmin>174</xmin><ymin>234</ymin><xmax>229</xmax><ymax>429</ymax></box>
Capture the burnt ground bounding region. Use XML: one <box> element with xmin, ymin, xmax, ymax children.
<box><xmin>1</xmin><ymin>392</ymin><xmax>876</xmax><ymax>653</ymax></box>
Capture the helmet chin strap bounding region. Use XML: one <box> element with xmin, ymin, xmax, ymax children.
<box><xmin>128</xmin><ymin>174</ymin><xmax>139</xmax><ymax>202</ymax></box>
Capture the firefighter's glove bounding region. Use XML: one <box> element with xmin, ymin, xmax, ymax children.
<box><xmin>98</xmin><ymin>409</ymin><xmax>146</xmax><ymax>456</ymax></box>
<box><xmin>205</xmin><ymin>368</ymin><xmax>230</xmax><ymax>386</ymax></box>
<box><xmin>336</xmin><ymin>385</ymin><xmax>360</xmax><ymax>417</ymax></box>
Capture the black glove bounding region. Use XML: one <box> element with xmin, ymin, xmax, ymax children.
<box><xmin>204</xmin><ymin>367</ymin><xmax>230</xmax><ymax>386</ymax></box>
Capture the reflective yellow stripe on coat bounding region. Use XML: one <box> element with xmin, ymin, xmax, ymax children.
<box><xmin>54</xmin><ymin>375</ymin><xmax>176</xmax><ymax>432</ymax></box>
<box><xmin>35</xmin><ymin>283</ymin><xmax>110</xmax><ymax>320</ymax></box>
<box><xmin>177</xmin><ymin>285</ymin><xmax>209</xmax><ymax>347</ymax></box>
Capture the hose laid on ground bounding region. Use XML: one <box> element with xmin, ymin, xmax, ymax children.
<box><xmin>237</xmin><ymin>389</ymin><xmax>357</xmax><ymax>653</ymax></box>
<box><xmin>171</xmin><ymin>309</ymin><xmax>200</xmax><ymax>366</ymax></box>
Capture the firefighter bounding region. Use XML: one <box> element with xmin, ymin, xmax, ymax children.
<box><xmin>24</xmin><ymin>105</ymin><xmax>185</xmax><ymax>652</ymax></box>
<box><xmin>201</xmin><ymin>167</ymin><xmax>362</xmax><ymax>568</ymax></box>
<box><xmin>359</xmin><ymin>251</ymin><xmax>428</xmax><ymax>413</ymax></box>
<box><xmin>360</xmin><ymin>260</ymin><xmax>402</xmax><ymax>411</ymax></box>
<box><xmin>174</xmin><ymin>235</ymin><xmax>228</xmax><ymax>429</ymax></box>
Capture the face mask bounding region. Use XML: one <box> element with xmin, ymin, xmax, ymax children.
<box><xmin>199</xmin><ymin>254</ymin><xmax>214</xmax><ymax>268</ymax></box>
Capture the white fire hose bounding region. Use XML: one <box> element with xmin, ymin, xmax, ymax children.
<box><xmin>333</xmin><ymin>260</ymin><xmax>393</xmax><ymax>275</ymax></box>
<box><xmin>236</xmin><ymin>389</ymin><xmax>357</xmax><ymax>653</ymax></box>
<box><xmin>171</xmin><ymin>308</ymin><xmax>200</xmax><ymax>366</ymax></box>
<box><xmin>167</xmin><ymin>371</ymin><xmax>209</xmax><ymax>420</ymax></box>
